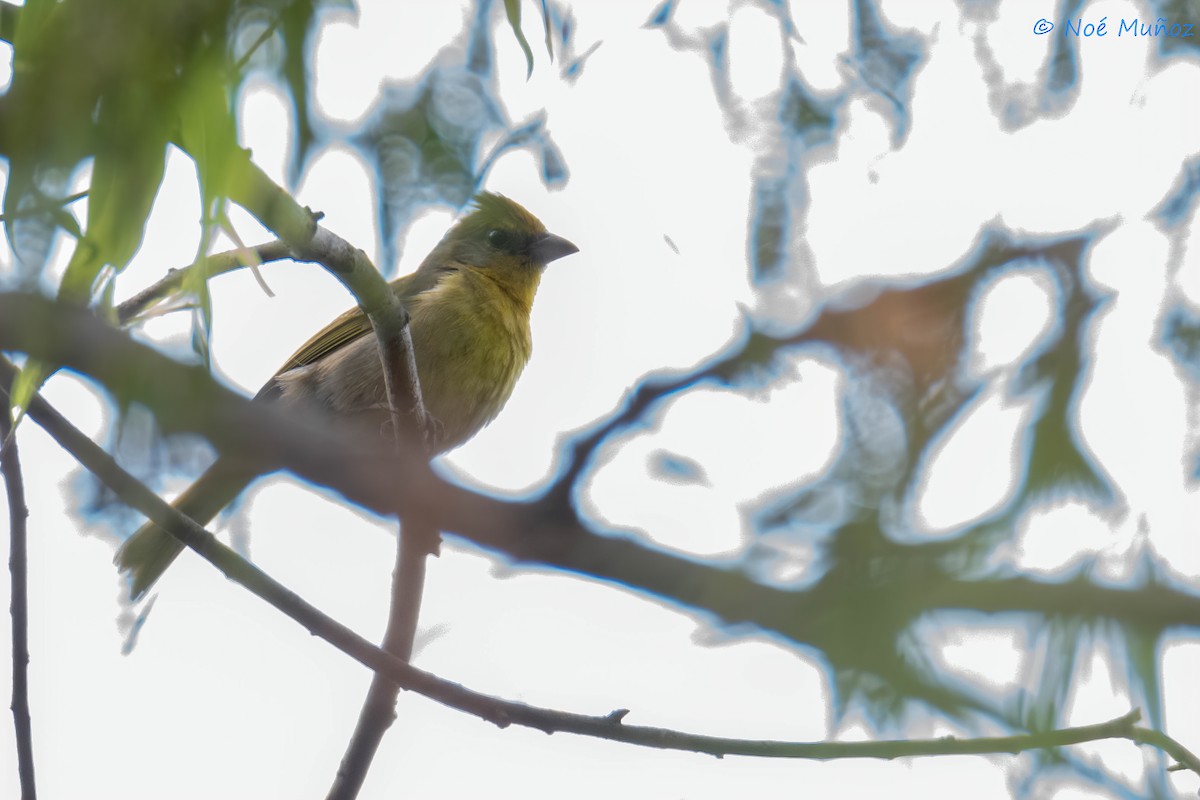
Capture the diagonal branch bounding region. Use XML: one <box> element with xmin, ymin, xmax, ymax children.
<box><xmin>3</xmin><ymin>292</ymin><xmax>1200</xmax><ymax>673</ymax></box>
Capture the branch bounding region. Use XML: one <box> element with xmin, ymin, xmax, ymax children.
<box><xmin>547</xmin><ymin>230</ymin><xmax>1090</xmax><ymax>508</ymax></box>
<box><xmin>280</xmin><ymin>218</ymin><xmax>433</xmax><ymax>800</ymax></box>
<box><xmin>1134</xmin><ymin>725</ymin><xmax>1200</xmax><ymax>783</ymax></box>
<box><xmin>6</xmin><ymin>359</ymin><xmax>1200</xmax><ymax>781</ymax></box>
<box><xmin>1</xmin><ymin>399</ymin><xmax>36</xmax><ymax>799</ymax></box>
<box><xmin>207</xmin><ymin>156</ymin><xmax>433</xmax><ymax>796</ymax></box>
<box><xmin>4</xmin><ymin>290</ymin><xmax>1200</xmax><ymax>745</ymax></box>
<box><xmin>328</xmin><ymin>519</ymin><xmax>433</xmax><ymax>800</ymax></box>
<box><xmin>294</xmin><ymin>227</ymin><xmax>427</xmax><ymax>447</ymax></box>
<box><xmin>217</xmin><ymin>153</ymin><xmax>430</xmax><ymax>445</ymax></box>
<box><xmin>3</xmin><ymin>293</ymin><xmax>1200</xmax><ymax>659</ymax></box>
<box><xmin>115</xmin><ymin>240</ymin><xmax>293</xmax><ymax>325</ymax></box>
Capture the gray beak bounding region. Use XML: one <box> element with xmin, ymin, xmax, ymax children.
<box><xmin>527</xmin><ymin>232</ymin><xmax>579</xmax><ymax>264</ymax></box>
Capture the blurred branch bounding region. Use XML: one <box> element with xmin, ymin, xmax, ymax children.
<box><xmin>0</xmin><ymin>291</ymin><xmax>447</xmax><ymax>528</ymax></box>
<box><xmin>546</xmin><ymin>266</ymin><xmax>978</xmax><ymax>506</ymax></box>
<box><xmin>0</xmin><ymin>355</ymin><xmax>519</xmax><ymax>728</ymax></box>
<box><xmin>549</xmin><ymin>230</ymin><xmax>1096</xmax><ymax>508</ymax></box>
<box><xmin>1135</xmin><ymin>724</ymin><xmax>1200</xmax><ymax>781</ymax></box>
<box><xmin>3</xmin><ymin>369</ymin><xmax>1197</xmax><ymax>776</ymax></box>
<box><xmin>3</xmin><ymin>292</ymin><xmax>1200</xmax><ymax>690</ymax></box>
<box><xmin>1</xmin><ymin>399</ymin><xmax>36</xmax><ymax>799</ymax></box>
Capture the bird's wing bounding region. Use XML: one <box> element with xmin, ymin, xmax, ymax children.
<box><xmin>261</xmin><ymin>266</ymin><xmax>457</xmax><ymax>388</ymax></box>
<box><xmin>275</xmin><ymin>305</ymin><xmax>373</xmax><ymax>374</ymax></box>
<box><xmin>253</xmin><ymin>306</ymin><xmax>375</xmax><ymax>403</ymax></box>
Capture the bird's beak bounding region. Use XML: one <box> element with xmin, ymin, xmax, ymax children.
<box><xmin>527</xmin><ymin>232</ymin><xmax>579</xmax><ymax>264</ymax></box>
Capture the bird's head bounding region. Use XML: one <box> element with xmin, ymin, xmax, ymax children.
<box><xmin>425</xmin><ymin>192</ymin><xmax>578</xmax><ymax>281</ymax></box>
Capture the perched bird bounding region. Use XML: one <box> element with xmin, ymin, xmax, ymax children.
<box><xmin>116</xmin><ymin>192</ymin><xmax>577</xmax><ymax>598</ymax></box>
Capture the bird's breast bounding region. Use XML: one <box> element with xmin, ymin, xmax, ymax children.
<box><xmin>272</xmin><ymin>269</ymin><xmax>536</xmax><ymax>454</ymax></box>
<box><xmin>404</xmin><ymin>270</ymin><xmax>535</xmax><ymax>450</ymax></box>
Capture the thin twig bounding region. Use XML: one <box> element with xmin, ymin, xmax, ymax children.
<box><xmin>297</xmin><ymin>229</ymin><xmax>432</xmax><ymax>800</ymax></box>
<box><xmin>5</xmin><ymin>357</ymin><xmax>1199</xmax><ymax>781</ymax></box>
<box><xmin>295</xmin><ymin>227</ymin><xmax>428</xmax><ymax>448</ymax></box>
<box><xmin>1134</xmin><ymin>726</ymin><xmax>1200</xmax><ymax>786</ymax></box>
<box><xmin>116</xmin><ymin>240</ymin><xmax>292</xmax><ymax>325</ymax></box>
<box><xmin>233</xmin><ymin>18</ymin><xmax>281</xmax><ymax>73</ymax></box>
<box><xmin>1</xmin><ymin>399</ymin><xmax>36</xmax><ymax>799</ymax></box>
<box><xmin>118</xmin><ymin>176</ymin><xmax>434</xmax><ymax>798</ymax></box>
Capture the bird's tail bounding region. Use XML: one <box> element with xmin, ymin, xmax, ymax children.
<box><xmin>115</xmin><ymin>460</ymin><xmax>251</xmax><ymax>600</ymax></box>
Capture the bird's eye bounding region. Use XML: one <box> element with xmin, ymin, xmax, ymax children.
<box><xmin>487</xmin><ymin>229</ymin><xmax>512</xmax><ymax>250</ymax></box>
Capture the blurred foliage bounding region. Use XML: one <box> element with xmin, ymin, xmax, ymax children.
<box><xmin>0</xmin><ymin>0</ymin><xmax>567</xmax><ymax>458</ymax></box>
<box><xmin>587</xmin><ymin>4</ymin><xmax>1197</xmax><ymax>797</ymax></box>
<box><xmin>2</xmin><ymin>0</ymin><xmax>231</xmax><ymax>300</ymax></box>
<box><xmin>354</xmin><ymin>0</ymin><xmax>567</xmax><ymax>273</ymax></box>
<box><xmin>1</xmin><ymin>2</ymin><xmax>1198</xmax><ymax>798</ymax></box>
<box><xmin>0</xmin><ymin>0</ymin><xmax>564</xmax><ymax>294</ymax></box>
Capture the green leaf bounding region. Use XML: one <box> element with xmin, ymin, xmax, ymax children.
<box><xmin>4</xmin><ymin>359</ymin><xmax>50</xmax><ymax>435</ymax></box>
<box><xmin>278</xmin><ymin>0</ymin><xmax>319</xmax><ymax>182</ymax></box>
<box><xmin>1</xmin><ymin>167</ymin><xmax>74</xmax><ymax>285</ymax></box>
<box><xmin>189</xmin><ymin>292</ymin><xmax>214</xmax><ymax>368</ymax></box>
<box><xmin>10</xmin><ymin>0</ymin><xmax>56</xmax><ymax>61</ymax></box>
<box><xmin>503</xmin><ymin>0</ymin><xmax>535</xmax><ymax>79</ymax></box>
<box><xmin>59</xmin><ymin>130</ymin><xmax>168</xmax><ymax>304</ymax></box>
<box><xmin>49</xmin><ymin>203</ymin><xmax>83</xmax><ymax>241</ymax></box>
<box><xmin>177</xmin><ymin>48</ymin><xmax>240</xmax><ymax>368</ymax></box>
<box><xmin>538</xmin><ymin>0</ymin><xmax>554</xmax><ymax>61</ymax></box>
<box><xmin>178</xmin><ymin>51</ymin><xmax>238</xmax><ymax>218</ymax></box>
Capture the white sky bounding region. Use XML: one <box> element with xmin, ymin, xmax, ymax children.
<box><xmin>2</xmin><ymin>0</ymin><xmax>1200</xmax><ymax>798</ymax></box>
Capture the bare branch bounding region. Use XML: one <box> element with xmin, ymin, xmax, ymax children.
<box><xmin>328</xmin><ymin>521</ymin><xmax>433</xmax><ymax>800</ymax></box>
<box><xmin>2</xmin><ymin>397</ymin><xmax>36</xmax><ymax>799</ymax></box>
<box><xmin>1133</xmin><ymin>725</ymin><xmax>1200</xmax><ymax>784</ymax></box>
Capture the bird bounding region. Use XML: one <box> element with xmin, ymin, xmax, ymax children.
<box><xmin>115</xmin><ymin>191</ymin><xmax>578</xmax><ymax>599</ymax></box>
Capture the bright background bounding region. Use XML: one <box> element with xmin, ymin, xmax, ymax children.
<box><xmin>2</xmin><ymin>0</ymin><xmax>1200</xmax><ymax>798</ymax></box>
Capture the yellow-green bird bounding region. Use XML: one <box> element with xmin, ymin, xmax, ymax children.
<box><xmin>116</xmin><ymin>192</ymin><xmax>577</xmax><ymax>599</ymax></box>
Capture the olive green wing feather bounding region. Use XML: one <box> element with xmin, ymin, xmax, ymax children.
<box><xmin>253</xmin><ymin>269</ymin><xmax>453</xmax><ymax>401</ymax></box>
<box><xmin>276</xmin><ymin>306</ymin><xmax>373</xmax><ymax>374</ymax></box>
